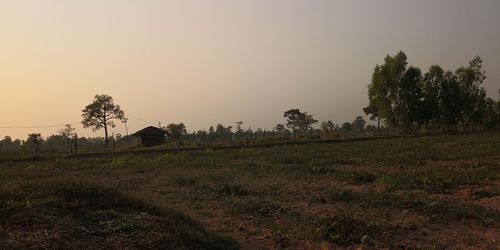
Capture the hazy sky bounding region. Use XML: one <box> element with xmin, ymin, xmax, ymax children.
<box><xmin>1</xmin><ymin>0</ymin><xmax>500</xmax><ymax>139</ymax></box>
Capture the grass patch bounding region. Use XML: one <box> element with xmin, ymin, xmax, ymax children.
<box><xmin>227</xmin><ymin>198</ymin><xmax>290</xmax><ymax>218</ymax></box>
<box><xmin>0</xmin><ymin>179</ymin><xmax>238</xmax><ymax>249</ymax></box>
<box><xmin>316</xmin><ymin>210</ymin><xmax>394</xmax><ymax>246</ymax></box>
<box><xmin>172</xmin><ymin>175</ymin><xmax>198</xmax><ymax>187</ymax></box>
<box><xmin>216</xmin><ymin>184</ymin><xmax>249</xmax><ymax>197</ymax></box>
<box><xmin>382</xmin><ymin>165</ymin><xmax>499</xmax><ymax>193</ymax></box>
<box><xmin>322</xmin><ymin>188</ymin><xmax>500</xmax><ymax>226</ymax></box>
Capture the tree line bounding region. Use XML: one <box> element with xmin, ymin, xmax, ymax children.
<box><xmin>364</xmin><ymin>51</ymin><xmax>500</xmax><ymax>134</ymax></box>
<box><xmin>2</xmin><ymin>52</ymin><xmax>499</xmax><ymax>155</ymax></box>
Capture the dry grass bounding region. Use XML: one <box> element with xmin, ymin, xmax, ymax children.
<box><xmin>1</xmin><ymin>132</ymin><xmax>499</xmax><ymax>249</ymax></box>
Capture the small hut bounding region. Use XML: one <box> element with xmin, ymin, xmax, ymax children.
<box><xmin>132</xmin><ymin>126</ymin><xmax>168</xmax><ymax>146</ymax></box>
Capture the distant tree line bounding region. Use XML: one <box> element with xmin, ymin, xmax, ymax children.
<box><xmin>364</xmin><ymin>51</ymin><xmax>500</xmax><ymax>134</ymax></box>
<box><xmin>2</xmin><ymin>53</ymin><xmax>499</xmax><ymax>155</ymax></box>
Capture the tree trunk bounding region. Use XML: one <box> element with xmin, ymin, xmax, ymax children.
<box><xmin>104</xmin><ymin>124</ymin><xmax>109</xmax><ymax>148</ymax></box>
<box><xmin>377</xmin><ymin>117</ymin><xmax>380</xmax><ymax>136</ymax></box>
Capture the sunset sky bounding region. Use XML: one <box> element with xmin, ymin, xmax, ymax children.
<box><xmin>1</xmin><ymin>0</ymin><xmax>500</xmax><ymax>140</ymax></box>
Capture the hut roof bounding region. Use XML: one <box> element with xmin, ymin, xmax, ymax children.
<box><xmin>132</xmin><ymin>126</ymin><xmax>168</xmax><ymax>136</ymax></box>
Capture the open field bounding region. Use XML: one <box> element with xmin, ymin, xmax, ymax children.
<box><xmin>1</xmin><ymin>132</ymin><xmax>499</xmax><ymax>249</ymax></box>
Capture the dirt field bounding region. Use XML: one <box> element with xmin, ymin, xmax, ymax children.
<box><xmin>1</xmin><ymin>133</ymin><xmax>499</xmax><ymax>249</ymax></box>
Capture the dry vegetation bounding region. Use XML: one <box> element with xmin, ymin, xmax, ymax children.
<box><xmin>1</xmin><ymin>133</ymin><xmax>499</xmax><ymax>249</ymax></box>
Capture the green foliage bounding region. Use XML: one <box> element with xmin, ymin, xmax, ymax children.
<box><xmin>366</xmin><ymin>52</ymin><xmax>498</xmax><ymax>133</ymax></box>
<box><xmin>283</xmin><ymin>109</ymin><xmax>318</xmax><ymax>137</ymax></box>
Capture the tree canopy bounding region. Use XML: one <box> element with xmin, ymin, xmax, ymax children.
<box><xmin>81</xmin><ymin>94</ymin><xmax>126</xmax><ymax>147</ymax></box>
<box><xmin>365</xmin><ymin>52</ymin><xmax>498</xmax><ymax>134</ymax></box>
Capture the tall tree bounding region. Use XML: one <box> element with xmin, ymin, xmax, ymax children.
<box><xmin>422</xmin><ymin>65</ymin><xmax>445</xmax><ymax>131</ymax></box>
<box><xmin>398</xmin><ymin>66</ymin><xmax>423</xmax><ymax>133</ymax></box>
<box><xmin>81</xmin><ymin>94</ymin><xmax>125</xmax><ymax>148</ymax></box>
<box><xmin>365</xmin><ymin>51</ymin><xmax>409</xmax><ymax>133</ymax></box>
<box><xmin>437</xmin><ymin>71</ymin><xmax>462</xmax><ymax>131</ymax></box>
<box><xmin>455</xmin><ymin>56</ymin><xmax>488</xmax><ymax>131</ymax></box>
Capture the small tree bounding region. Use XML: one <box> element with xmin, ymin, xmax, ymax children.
<box><xmin>352</xmin><ymin>116</ymin><xmax>367</xmax><ymax>136</ymax></box>
<box><xmin>81</xmin><ymin>94</ymin><xmax>125</xmax><ymax>148</ymax></box>
<box><xmin>342</xmin><ymin>122</ymin><xmax>353</xmax><ymax>135</ymax></box>
<box><xmin>165</xmin><ymin>123</ymin><xmax>187</xmax><ymax>147</ymax></box>
<box><xmin>274</xmin><ymin>123</ymin><xmax>287</xmax><ymax>140</ymax></box>
<box><xmin>321</xmin><ymin>120</ymin><xmax>335</xmax><ymax>138</ymax></box>
<box><xmin>235</xmin><ymin>121</ymin><xmax>244</xmax><ymax>143</ymax></box>
<box><xmin>284</xmin><ymin>109</ymin><xmax>318</xmax><ymax>138</ymax></box>
<box><xmin>58</xmin><ymin>124</ymin><xmax>76</xmax><ymax>152</ymax></box>
<box><xmin>284</xmin><ymin>109</ymin><xmax>302</xmax><ymax>137</ymax></box>
<box><xmin>26</xmin><ymin>133</ymin><xmax>43</xmax><ymax>156</ymax></box>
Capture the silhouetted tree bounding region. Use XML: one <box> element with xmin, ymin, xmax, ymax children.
<box><xmin>365</xmin><ymin>52</ymin><xmax>495</xmax><ymax>134</ymax></box>
<box><xmin>81</xmin><ymin>94</ymin><xmax>125</xmax><ymax>148</ymax></box>
<box><xmin>352</xmin><ymin>116</ymin><xmax>367</xmax><ymax>136</ymax></box>
<box><xmin>235</xmin><ymin>121</ymin><xmax>244</xmax><ymax>143</ymax></box>
<box><xmin>366</xmin><ymin>51</ymin><xmax>423</xmax><ymax>134</ymax></box>
<box><xmin>321</xmin><ymin>120</ymin><xmax>335</xmax><ymax>138</ymax></box>
<box><xmin>165</xmin><ymin>123</ymin><xmax>186</xmax><ymax>147</ymax></box>
<box><xmin>341</xmin><ymin>122</ymin><xmax>353</xmax><ymax>134</ymax></box>
<box><xmin>283</xmin><ymin>109</ymin><xmax>317</xmax><ymax>137</ymax></box>
<box><xmin>455</xmin><ymin>56</ymin><xmax>488</xmax><ymax>131</ymax></box>
<box><xmin>26</xmin><ymin>133</ymin><xmax>42</xmax><ymax>156</ymax></box>
<box><xmin>58</xmin><ymin>124</ymin><xmax>76</xmax><ymax>152</ymax></box>
<box><xmin>274</xmin><ymin>124</ymin><xmax>288</xmax><ymax>141</ymax></box>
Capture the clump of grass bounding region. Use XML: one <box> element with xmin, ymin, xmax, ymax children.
<box><xmin>110</xmin><ymin>154</ymin><xmax>161</xmax><ymax>169</ymax></box>
<box><xmin>217</xmin><ymin>183</ymin><xmax>249</xmax><ymax>197</ymax></box>
<box><xmin>172</xmin><ymin>175</ymin><xmax>198</xmax><ymax>187</ymax></box>
<box><xmin>228</xmin><ymin>199</ymin><xmax>289</xmax><ymax>218</ymax></box>
<box><xmin>382</xmin><ymin>166</ymin><xmax>499</xmax><ymax>193</ymax></box>
<box><xmin>307</xmin><ymin>165</ymin><xmax>338</xmax><ymax>175</ymax></box>
<box><xmin>317</xmin><ymin>211</ymin><xmax>394</xmax><ymax>245</ymax></box>
<box><xmin>331</xmin><ymin>171</ymin><xmax>377</xmax><ymax>184</ymax></box>
<box><xmin>323</xmin><ymin>189</ymin><xmax>357</xmax><ymax>202</ymax></box>
<box><xmin>84</xmin><ymin>209</ymin><xmax>144</xmax><ymax>236</ymax></box>
<box><xmin>473</xmin><ymin>190</ymin><xmax>500</xmax><ymax>199</ymax></box>
<box><xmin>321</xmin><ymin>188</ymin><xmax>500</xmax><ymax>226</ymax></box>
